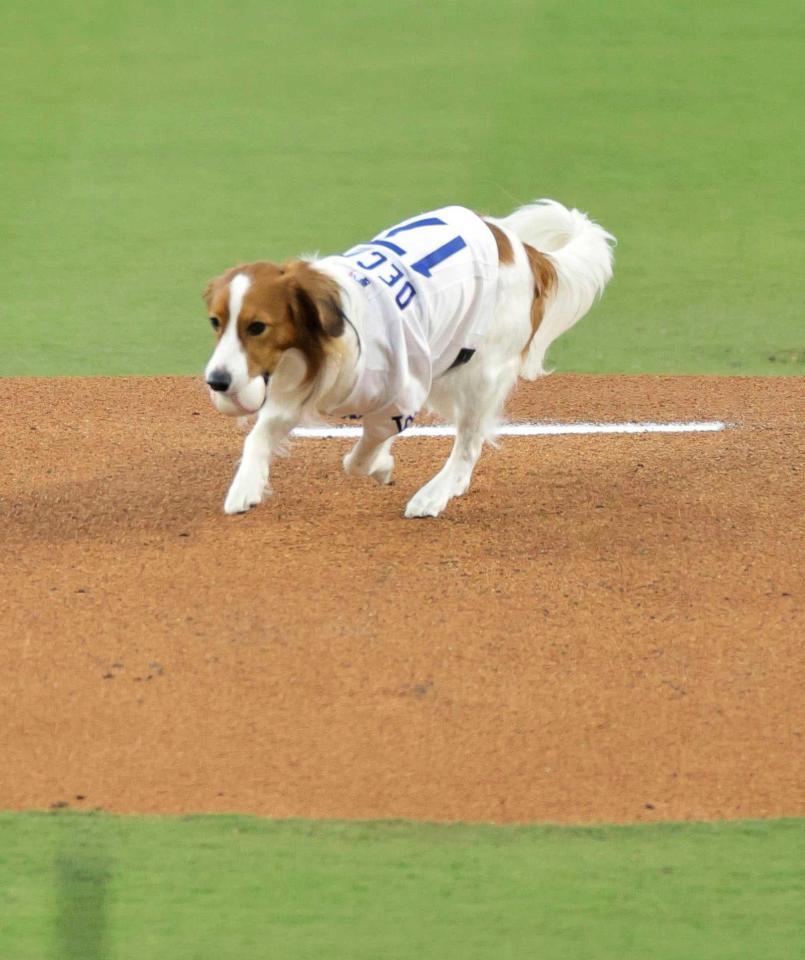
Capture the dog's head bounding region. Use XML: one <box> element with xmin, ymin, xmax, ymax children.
<box><xmin>203</xmin><ymin>260</ymin><xmax>345</xmax><ymax>397</ymax></box>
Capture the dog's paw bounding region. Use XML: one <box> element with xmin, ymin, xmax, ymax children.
<box><xmin>404</xmin><ymin>482</ymin><xmax>451</xmax><ymax>519</ymax></box>
<box><xmin>344</xmin><ymin>443</ymin><xmax>395</xmax><ymax>485</ymax></box>
<box><xmin>369</xmin><ymin>452</ymin><xmax>395</xmax><ymax>486</ymax></box>
<box><xmin>224</xmin><ymin>464</ymin><xmax>270</xmax><ymax>515</ymax></box>
<box><xmin>343</xmin><ymin>447</ymin><xmax>394</xmax><ymax>484</ymax></box>
<box><xmin>342</xmin><ymin>445</ymin><xmax>364</xmax><ymax>477</ymax></box>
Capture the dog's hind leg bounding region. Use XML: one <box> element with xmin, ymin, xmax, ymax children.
<box><xmin>404</xmin><ymin>423</ymin><xmax>483</xmax><ymax>519</ymax></box>
<box><xmin>404</xmin><ymin>359</ymin><xmax>519</xmax><ymax>519</ymax></box>
<box><xmin>343</xmin><ymin>427</ymin><xmax>396</xmax><ymax>485</ymax></box>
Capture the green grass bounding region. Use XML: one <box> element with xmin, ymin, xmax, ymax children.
<box><xmin>2</xmin><ymin>0</ymin><xmax>803</xmax><ymax>377</ymax></box>
<box><xmin>1</xmin><ymin>813</ymin><xmax>803</xmax><ymax>960</ymax></box>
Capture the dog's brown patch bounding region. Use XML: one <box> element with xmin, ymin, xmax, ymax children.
<box><xmin>522</xmin><ymin>242</ymin><xmax>558</xmax><ymax>353</ymax></box>
<box><xmin>203</xmin><ymin>271</ymin><xmax>233</xmax><ymax>334</ymax></box>
<box><xmin>480</xmin><ymin>221</ymin><xmax>557</xmax><ymax>354</ymax></box>
<box><xmin>484</xmin><ymin>220</ymin><xmax>515</xmax><ymax>265</ymax></box>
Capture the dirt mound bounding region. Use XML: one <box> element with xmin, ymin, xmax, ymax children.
<box><xmin>1</xmin><ymin>375</ymin><xmax>802</xmax><ymax>823</ymax></box>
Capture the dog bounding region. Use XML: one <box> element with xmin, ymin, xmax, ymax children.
<box><xmin>203</xmin><ymin>200</ymin><xmax>614</xmax><ymax>517</ymax></box>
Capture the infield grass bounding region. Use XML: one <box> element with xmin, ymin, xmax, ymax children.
<box><xmin>3</xmin><ymin>0</ymin><xmax>803</xmax><ymax>377</ymax></box>
<box><xmin>1</xmin><ymin>813</ymin><xmax>803</xmax><ymax>960</ymax></box>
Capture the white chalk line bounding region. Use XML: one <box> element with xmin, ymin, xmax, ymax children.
<box><xmin>291</xmin><ymin>421</ymin><xmax>728</xmax><ymax>439</ymax></box>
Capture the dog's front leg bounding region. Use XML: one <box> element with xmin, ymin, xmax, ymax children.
<box><xmin>224</xmin><ymin>406</ymin><xmax>299</xmax><ymax>515</ymax></box>
<box><xmin>343</xmin><ymin>426</ymin><xmax>396</xmax><ymax>486</ymax></box>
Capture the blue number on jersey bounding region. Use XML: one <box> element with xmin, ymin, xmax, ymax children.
<box><xmin>346</xmin><ymin>217</ymin><xmax>467</xmax><ymax>310</ymax></box>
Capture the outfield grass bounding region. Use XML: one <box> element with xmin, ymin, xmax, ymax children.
<box><xmin>1</xmin><ymin>813</ymin><xmax>803</xmax><ymax>960</ymax></box>
<box><xmin>3</xmin><ymin>0</ymin><xmax>803</xmax><ymax>377</ymax></box>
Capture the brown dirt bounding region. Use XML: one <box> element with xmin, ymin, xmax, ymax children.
<box><xmin>1</xmin><ymin>375</ymin><xmax>803</xmax><ymax>824</ymax></box>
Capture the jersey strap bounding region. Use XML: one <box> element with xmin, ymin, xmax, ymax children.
<box><xmin>442</xmin><ymin>347</ymin><xmax>476</xmax><ymax>374</ymax></box>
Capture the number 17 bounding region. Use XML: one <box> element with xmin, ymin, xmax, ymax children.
<box><xmin>370</xmin><ymin>217</ymin><xmax>467</xmax><ymax>278</ymax></box>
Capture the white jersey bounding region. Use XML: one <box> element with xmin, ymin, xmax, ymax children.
<box><xmin>319</xmin><ymin>206</ymin><xmax>499</xmax><ymax>439</ymax></box>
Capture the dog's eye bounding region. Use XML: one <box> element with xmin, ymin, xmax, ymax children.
<box><xmin>246</xmin><ymin>321</ymin><xmax>267</xmax><ymax>336</ymax></box>
<box><xmin>209</xmin><ymin>317</ymin><xmax>220</xmax><ymax>330</ymax></box>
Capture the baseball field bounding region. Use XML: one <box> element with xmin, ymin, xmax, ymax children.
<box><xmin>2</xmin><ymin>1</ymin><xmax>803</xmax><ymax>957</ymax></box>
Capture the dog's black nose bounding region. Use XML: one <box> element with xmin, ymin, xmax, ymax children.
<box><xmin>206</xmin><ymin>369</ymin><xmax>231</xmax><ymax>392</ymax></box>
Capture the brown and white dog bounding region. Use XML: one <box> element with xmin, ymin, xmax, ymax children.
<box><xmin>203</xmin><ymin>200</ymin><xmax>614</xmax><ymax>517</ymax></box>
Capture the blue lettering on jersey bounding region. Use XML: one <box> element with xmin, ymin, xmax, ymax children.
<box><xmin>380</xmin><ymin>263</ymin><xmax>403</xmax><ymax>287</ymax></box>
<box><xmin>355</xmin><ymin>250</ymin><xmax>387</xmax><ymax>271</ymax></box>
<box><xmin>344</xmin><ymin>217</ymin><xmax>467</xmax><ymax>312</ymax></box>
<box><xmin>395</xmin><ymin>282</ymin><xmax>416</xmax><ymax>310</ymax></box>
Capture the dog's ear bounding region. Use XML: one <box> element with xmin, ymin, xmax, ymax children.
<box><xmin>291</xmin><ymin>282</ymin><xmax>345</xmax><ymax>338</ymax></box>
<box><xmin>283</xmin><ymin>268</ymin><xmax>345</xmax><ymax>383</ymax></box>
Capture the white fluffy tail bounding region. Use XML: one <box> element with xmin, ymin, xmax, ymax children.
<box><xmin>501</xmin><ymin>199</ymin><xmax>615</xmax><ymax>379</ymax></box>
